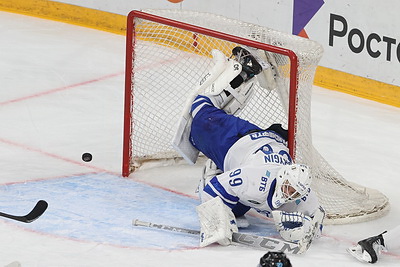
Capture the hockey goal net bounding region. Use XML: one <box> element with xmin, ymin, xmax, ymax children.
<box><xmin>122</xmin><ymin>9</ymin><xmax>389</xmax><ymax>224</ymax></box>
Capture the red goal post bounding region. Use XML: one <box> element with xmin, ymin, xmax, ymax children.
<box><xmin>123</xmin><ymin>10</ymin><xmax>299</xmax><ymax>172</ymax></box>
<box><xmin>122</xmin><ymin>9</ymin><xmax>389</xmax><ymax>224</ymax></box>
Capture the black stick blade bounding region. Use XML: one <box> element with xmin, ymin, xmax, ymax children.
<box><xmin>0</xmin><ymin>200</ymin><xmax>48</xmax><ymax>223</ymax></box>
<box><xmin>24</xmin><ymin>200</ymin><xmax>48</xmax><ymax>223</ymax></box>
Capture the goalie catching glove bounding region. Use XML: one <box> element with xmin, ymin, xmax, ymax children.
<box><xmin>272</xmin><ymin>210</ymin><xmax>323</xmax><ymax>243</ymax></box>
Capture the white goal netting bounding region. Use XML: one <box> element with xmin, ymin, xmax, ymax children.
<box><xmin>123</xmin><ymin>9</ymin><xmax>389</xmax><ymax>224</ymax></box>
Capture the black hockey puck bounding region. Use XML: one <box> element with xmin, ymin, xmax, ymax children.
<box><xmin>82</xmin><ymin>153</ymin><xmax>92</xmax><ymax>162</ymax></box>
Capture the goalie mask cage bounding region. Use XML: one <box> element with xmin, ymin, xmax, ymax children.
<box><xmin>123</xmin><ymin>9</ymin><xmax>389</xmax><ymax>224</ymax></box>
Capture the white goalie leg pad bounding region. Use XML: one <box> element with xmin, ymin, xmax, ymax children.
<box><xmin>272</xmin><ymin>210</ymin><xmax>313</xmax><ymax>243</ymax></box>
<box><xmin>203</xmin><ymin>60</ymin><xmax>244</xmax><ymax>112</ymax></box>
<box><xmin>204</xmin><ymin>57</ymin><xmax>242</xmax><ymax>97</ymax></box>
<box><xmin>196</xmin><ymin>197</ymin><xmax>238</xmax><ymax>247</ymax></box>
<box><xmin>198</xmin><ymin>49</ymin><xmax>230</xmax><ymax>92</ymax></box>
<box><xmin>171</xmin><ymin>49</ymin><xmax>228</xmax><ymax>164</ymax></box>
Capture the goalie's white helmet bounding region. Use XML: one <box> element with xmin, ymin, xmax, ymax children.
<box><xmin>271</xmin><ymin>164</ymin><xmax>312</xmax><ymax>208</ymax></box>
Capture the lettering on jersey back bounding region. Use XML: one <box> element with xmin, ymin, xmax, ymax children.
<box><xmin>264</xmin><ymin>154</ymin><xmax>291</xmax><ymax>165</ymax></box>
<box><xmin>249</xmin><ymin>131</ymin><xmax>287</xmax><ymax>145</ymax></box>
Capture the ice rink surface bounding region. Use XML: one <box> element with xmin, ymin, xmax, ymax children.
<box><xmin>0</xmin><ymin>11</ymin><xmax>399</xmax><ymax>266</ymax></box>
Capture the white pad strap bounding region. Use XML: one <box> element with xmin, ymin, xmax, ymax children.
<box><xmin>222</xmin><ymin>80</ymin><xmax>255</xmax><ymax>115</ymax></box>
<box><xmin>196</xmin><ymin>197</ymin><xmax>238</xmax><ymax>247</ymax></box>
<box><xmin>202</xmin><ymin>159</ymin><xmax>222</xmax><ymax>183</ymax></box>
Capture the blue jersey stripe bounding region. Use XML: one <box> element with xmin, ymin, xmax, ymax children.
<box><xmin>203</xmin><ymin>184</ymin><xmax>237</xmax><ymax>209</ymax></box>
<box><xmin>203</xmin><ymin>184</ymin><xmax>236</xmax><ymax>209</ymax></box>
<box><xmin>266</xmin><ymin>179</ymin><xmax>277</xmax><ymax>210</ymax></box>
<box><xmin>209</xmin><ymin>177</ymin><xmax>240</xmax><ymax>203</ymax></box>
<box><xmin>190</xmin><ymin>95</ymin><xmax>212</xmax><ymax>115</ymax></box>
<box><xmin>203</xmin><ymin>184</ymin><xmax>218</xmax><ymax>198</ymax></box>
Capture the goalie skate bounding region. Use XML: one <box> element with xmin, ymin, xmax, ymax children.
<box><xmin>207</xmin><ymin>46</ymin><xmax>263</xmax><ymax>115</ymax></box>
<box><xmin>242</xmin><ymin>46</ymin><xmax>279</xmax><ymax>91</ymax></box>
<box><xmin>232</xmin><ymin>46</ymin><xmax>263</xmax><ymax>83</ymax></box>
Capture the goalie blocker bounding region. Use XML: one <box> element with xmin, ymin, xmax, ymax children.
<box><xmin>196</xmin><ymin>196</ymin><xmax>238</xmax><ymax>247</ymax></box>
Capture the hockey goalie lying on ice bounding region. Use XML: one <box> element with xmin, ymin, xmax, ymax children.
<box><xmin>172</xmin><ymin>47</ymin><xmax>325</xmax><ymax>249</ymax></box>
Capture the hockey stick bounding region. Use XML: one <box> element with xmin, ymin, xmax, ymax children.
<box><xmin>0</xmin><ymin>200</ymin><xmax>48</xmax><ymax>223</ymax></box>
<box><xmin>133</xmin><ymin>219</ymin><xmax>302</xmax><ymax>254</ymax></box>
